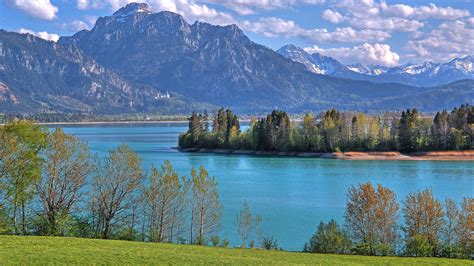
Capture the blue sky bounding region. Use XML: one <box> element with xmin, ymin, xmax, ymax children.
<box><xmin>1</xmin><ymin>0</ymin><xmax>473</xmax><ymax>66</ymax></box>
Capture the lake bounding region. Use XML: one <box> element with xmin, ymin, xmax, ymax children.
<box><xmin>57</xmin><ymin>123</ymin><xmax>473</xmax><ymax>250</ymax></box>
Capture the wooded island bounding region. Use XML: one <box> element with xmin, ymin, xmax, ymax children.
<box><xmin>179</xmin><ymin>105</ymin><xmax>473</xmax><ymax>154</ymax></box>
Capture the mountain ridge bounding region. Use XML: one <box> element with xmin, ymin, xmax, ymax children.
<box><xmin>277</xmin><ymin>44</ymin><xmax>474</xmax><ymax>87</ymax></box>
<box><xmin>0</xmin><ymin>3</ymin><xmax>473</xmax><ymax>115</ymax></box>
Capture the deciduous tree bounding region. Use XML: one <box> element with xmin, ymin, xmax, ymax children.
<box><xmin>402</xmin><ymin>189</ymin><xmax>445</xmax><ymax>256</ymax></box>
<box><xmin>91</xmin><ymin>144</ymin><xmax>144</xmax><ymax>239</ymax></box>
<box><xmin>36</xmin><ymin>128</ymin><xmax>91</xmax><ymax>236</ymax></box>
<box><xmin>189</xmin><ymin>166</ymin><xmax>221</xmax><ymax>245</ymax></box>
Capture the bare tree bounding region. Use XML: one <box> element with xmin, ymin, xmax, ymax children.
<box><xmin>235</xmin><ymin>200</ymin><xmax>261</xmax><ymax>248</ymax></box>
<box><xmin>190</xmin><ymin>166</ymin><xmax>221</xmax><ymax>245</ymax></box>
<box><xmin>36</xmin><ymin>128</ymin><xmax>91</xmax><ymax>235</ymax></box>
<box><xmin>345</xmin><ymin>182</ymin><xmax>399</xmax><ymax>255</ymax></box>
<box><xmin>402</xmin><ymin>189</ymin><xmax>445</xmax><ymax>255</ymax></box>
<box><xmin>91</xmin><ymin>144</ymin><xmax>143</xmax><ymax>239</ymax></box>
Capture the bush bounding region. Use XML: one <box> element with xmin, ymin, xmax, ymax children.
<box><xmin>210</xmin><ymin>235</ymin><xmax>220</xmax><ymax>247</ymax></box>
<box><xmin>439</xmin><ymin>245</ymin><xmax>469</xmax><ymax>259</ymax></box>
<box><xmin>262</xmin><ymin>236</ymin><xmax>280</xmax><ymax>251</ymax></box>
<box><xmin>220</xmin><ymin>239</ymin><xmax>230</xmax><ymax>248</ymax></box>
<box><xmin>404</xmin><ymin>234</ymin><xmax>434</xmax><ymax>257</ymax></box>
<box><xmin>303</xmin><ymin>220</ymin><xmax>352</xmax><ymax>254</ymax></box>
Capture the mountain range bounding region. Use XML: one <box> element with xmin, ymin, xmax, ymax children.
<box><xmin>0</xmin><ymin>2</ymin><xmax>473</xmax><ymax>115</ymax></box>
<box><xmin>277</xmin><ymin>45</ymin><xmax>474</xmax><ymax>87</ymax></box>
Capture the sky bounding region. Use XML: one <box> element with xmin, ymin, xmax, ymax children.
<box><xmin>0</xmin><ymin>0</ymin><xmax>473</xmax><ymax>66</ymax></box>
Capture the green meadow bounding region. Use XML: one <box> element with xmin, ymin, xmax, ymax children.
<box><xmin>0</xmin><ymin>236</ymin><xmax>470</xmax><ymax>265</ymax></box>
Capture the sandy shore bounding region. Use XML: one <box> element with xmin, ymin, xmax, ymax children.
<box><xmin>178</xmin><ymin>148</ymin><xmax>474</xmax><ymax>161</ymax></box>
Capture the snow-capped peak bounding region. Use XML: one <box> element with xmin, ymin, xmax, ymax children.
<box><xmin>276</xmin><ymin>45</ymin><xmax>344</xmax><ymax>75</ymax></box>
<box><xmin>394</xmin><ymin>61</ymin><xmax>438</xmax><ymax>75</ymax></box>
<box><xmin>347</xmin><ymin>64</ymin><xmax>388</xmax><ymax>76</ymax></box>
<box><xmin>444</xmin><ymin>55</ymin><xmax>473</xmax><ymax>74</ymax></box>
<box><xmin>277</xmin><ymin>43</ymin><xmax>473</xmax><ymax>86</ymax></box>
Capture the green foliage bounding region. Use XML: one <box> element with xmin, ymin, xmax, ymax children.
<box><xmin>179</xmin><ymin>105</ymin><xmax>474</xmax><ymax>153</ymax></box>
<box><xmin>220</xmin><ymin>239</ymin><xmax>230</xmax><ymax>248</ymax></box>
<box><xmin>303</xmin><ymin>220</ymin><xmax>352</xmax><ymax>254</ymax></box>
<box><xmin>190</xmin><ymin>166</ymin><xmax>222</xmax><ymax>245</ymax></box>
<box><xmin>210</xmin><ymin>235</ymin><xmax>220</xmax><ymax>247</ymax></box>
<box><xmin>404</xmin><ymin>234</ymin><xmax>435</xmax><ymax>257</ymax></box>
<box><xmin>0</xmin><ymin>120</ymin><xmax>47</xmax><ymax>234</ymax></box>
<box><xmin>262</xmin><ymin>236</ymin><xmax>280</xmax><ymax>251</ymax></box>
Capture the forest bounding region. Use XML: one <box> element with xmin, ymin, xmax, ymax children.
<box><xmin>0</xmin><ymin>121</ymin><xmax>472</xmax><ymax>259</ymax></box>
<box><xmin>179</xmin><ymin>105</ymin><xmax>474</xmax><ymax>152</ymax></box>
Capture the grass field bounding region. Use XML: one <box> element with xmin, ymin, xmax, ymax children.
<box><xmin>0</xmin><ymin>236</ymin><xmax>470</xmax><ymax>265</ymax></box>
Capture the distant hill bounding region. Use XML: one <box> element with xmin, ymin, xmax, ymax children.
<box><xmin>277</xmin><ymin>44</ymin><xmax>474</xmax><ymax>87</ymax></box>
<box><xmin>0</xmin><ymin>3</ymin><xmax>472</xmax><ymax>115</ymax></box>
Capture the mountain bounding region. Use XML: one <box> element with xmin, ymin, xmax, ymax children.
<box><xmin>0</xmin><ymin>29</ymin><xmax>211</xmax><ymax>114</ymax></box>
<box><xmin>60</xmin><ymin>4</ymin><xmax>346</xmax><ymax>111</ymax></box>
<box><xmin>0</xmin><ymin>3</ymin><xmax>472</xmax><ymax>115</ymax></box>
<box><xmin>346</xmin><ymin>64</ymin><xmax>389</xmax><ymax>76</ymax></box>
<box><xmin>276</xmin><ymin>45</ymin><xmax>347</xmax><ymax>75</ymax></box>
<box><xmin>278</xmin><ymin>44</ymin><xmax>474</xmax><ymax>87</ymax></box>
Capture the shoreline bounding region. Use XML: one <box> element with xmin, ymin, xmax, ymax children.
<box><xmin>177</xmin><ymin>148</ymin><xmax>474</xmax><ymax>161</ymax></box>
<box><xmin>35</xmin><ymin>120</ymin><xmax>188</xmax><ymax>126</ymax></box>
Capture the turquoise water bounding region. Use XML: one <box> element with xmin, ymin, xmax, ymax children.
<box><xmin>58</xmin><ymin>123</ymin><xmax>473</xmax><ymax>250</ymax></box>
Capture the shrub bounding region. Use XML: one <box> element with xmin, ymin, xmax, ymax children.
<box><xmin>220</xmin><ymin>239</ymin><xmax>230</xmax><ymax>248</ymax></box>
<box><xmin>405</xmin><ymin>234</ymin><xmax>434</xmax><ymax>257</ymax></box>
<box><xmin>262</xmin><ymin>236</ymin><xmax>280</xmax><ymax>251</ymax></box>
<box><xmin>210</xmin><ymin>235</ymin><xmax>220</xmax><ymax>247</ymax></box>
<box><xmin>304</xmin><ymin>220</ymin><xmax>352</xmax><ymax>254</ymax></box>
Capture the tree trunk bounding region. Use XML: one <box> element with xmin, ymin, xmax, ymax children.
<box><xmin>12</xmin><ymin>200</ymin><xmax>18</xmax><ymax>235</ymax></box>
<box><xmin>199</xmin><ymin>205</ymin><xmax>204</xmax><ymax>245</ymax></box>
<box><xmin>103</xmin><ymin>219</ymin><xmax>111</xmax><ymax>239</ymax></box>
<box><xmin>21</xmin><ymin>201</ymin><xmax>27</xmax><ymax>235</ymax></box>
<box><xmin>141</xmin><ymin>208</ymin><xmax>146</xmax><ymax>242</ymax></box>
<box><xmin>158</xmin><ymin>205</ymin><xmax>164</xmax><ymax>242</ymax></box>
<box><xmin>190</xmin><ymin>209</ymin><xmax>194</xmax><ymax>244</ymax></box>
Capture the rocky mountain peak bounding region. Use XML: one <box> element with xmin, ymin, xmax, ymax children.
<box><xmin>112</xmin><ymin>2</ymin><xmax>153</xmax><ymax>17</ymax></box>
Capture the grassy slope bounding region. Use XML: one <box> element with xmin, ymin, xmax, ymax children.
<box><xmin>0</xmin><ymin>236</ymin><xmax>470</xmax><ymax>265</ymax></box>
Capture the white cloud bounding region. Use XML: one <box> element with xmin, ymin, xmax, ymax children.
<box><xmin>64</xmin><ymin>20</ymin><xmax>92</xmax><ymax>32</ymax></box>
<box><xmin>322</xmin><ymin>9</ymin><xmax>344</xmax><ymax>24</ymax></box>
<box><xmin>405</xmin><ymin>20</ymin><xmax>474</xmax><ymax>62</ymax></box>
<box><xmin>305</xmin><ymin>43</ymin><xmax>400</xmax><ymax>66</ymax></box>
<box><xmin>76</xmin><ymin>0</ymin><xmax>235</xmax><ymax>25</ymax></box>
<box><xmin>204</xmin><ymin>0</ymin><xmax>325</xmax><ymax>15</ymax></box>
<box><xmin>465</xmin><ymin>17</ymin><xmax>474</xmax><ymax>27</ymax></box>
<box><xmin>76</xmin><ymin>0</ymin><xmax>134</xmax><ymax>10</ymax></box>
<box><xmin>380</xmin><ymin>2</ymin><xmax>470</xmax><ymax>20</ymax></box>
<box><xmin>333</xmin><ymin>0</ymin><xmax>469</xmax><ymax>33</ymax></box>
<box><xmin>18</xmin><ymin>28</ymin><xmax>60</xmax><ymax>42</ymax></box>
<box><xmin>5</xmin><ymin>0</ymin><xmax>58</xmax><ymax>20</ymax></box>
<box><xmin>338</xmin><ymin>0</ymin><xmax>469</xmax><ymax>21</ymax></box>
<box><xmin>349</xmin><ymin>17</ymin><xmax>424</xmax><ymax>32</ymax></box>
<box><xmin>174</xmin><ymin>1</ymin><xmax>236</xmax><ymax>25</ymax></box>
<box><xmin>242</xmin><ymin>17</ymin><xmax>390</xmax><ymax>43</ymax></box>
